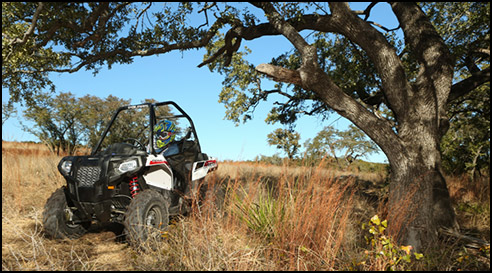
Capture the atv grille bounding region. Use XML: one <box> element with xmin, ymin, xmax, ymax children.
<box><xmin>76</xmin><ymin>166</ymin><xmax>101</xmax><ymax>187</ymax></box>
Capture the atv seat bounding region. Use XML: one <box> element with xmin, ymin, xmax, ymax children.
<box><xmin>165</xmin><ymin>140</ymin><xmax>199</xmax><ymax>190</ymax></box>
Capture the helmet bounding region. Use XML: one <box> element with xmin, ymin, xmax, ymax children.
<box><xmin>154</xmin><ymin>119</ymin><xmax>176</xmax><ymax>149</ymax></box>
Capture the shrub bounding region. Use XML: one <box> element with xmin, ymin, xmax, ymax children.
<box><xmin>357</xmin><ymin>215</ymin><xmax>424</xmax><ymax>271</ymax></box>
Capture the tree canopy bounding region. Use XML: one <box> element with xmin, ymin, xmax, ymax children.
<box><xmin>21</xmin><ymin>92</ymin><xmax>130</xmax><ymax>154</ymax></box>
<box><xmin>267</xmin><ymin>128</ymin><xmax>301</xmax><ymax>160</ymax></box>
<box><xmin>20</xmin><ymin>92</ymin><xmax>170</xmax><ymax>155</ymax></box>
<box><xmin>304</xmin><ymin>124</ymin><xmax>379</xmax><ymax>167</ymax></box>
<box><xmin>3</xmin><ymin>3</ymin><xmax>489</xmax><ymax>138</ymax></box>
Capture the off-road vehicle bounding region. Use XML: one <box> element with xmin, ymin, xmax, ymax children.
<box><xmin>42</xmin><ymin>101</ymin><xmax>218</xmax><ymax>245</ymax></box>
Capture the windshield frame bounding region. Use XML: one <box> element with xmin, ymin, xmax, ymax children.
<box><xmin>91</xmin><ymin>101</ymin><xmax>201</xmax><ymax>156</ymax></box>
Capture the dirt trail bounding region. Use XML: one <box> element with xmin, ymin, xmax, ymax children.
<box><xmin>74</xmin><ymin>231</ymin><xmax>132</xmax><ymax>270</ymax></box>
<box><xmin>2</xmin><ymin>214</ymin><xmax>136</xmax><ymax>271</ymax></box>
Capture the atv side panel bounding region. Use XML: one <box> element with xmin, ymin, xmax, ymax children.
<box><xmin>143</xmin><ymin>154</ymin><xmax>174</xmax><ymax>190</ymax></box>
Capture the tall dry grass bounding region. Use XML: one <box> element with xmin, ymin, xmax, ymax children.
<box><xmin>2</xmin><ymin>141</ymin><xmax>489</xmax><ymax>270</ymax></box>
<box><xmin>207</xmin><ymin>159</ymin><xmax>360</xmax><ymax>270</ymax></box>
<box><xmin>1</xmin><ymin>141</ymin><xmax>111</xmax><ymax>270</ymax></box>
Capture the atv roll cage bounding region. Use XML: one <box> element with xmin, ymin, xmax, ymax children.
<box><xmin>92</xmin><ymin>101</ymin><xmax>201</xmax><ymax>156</ymax></box>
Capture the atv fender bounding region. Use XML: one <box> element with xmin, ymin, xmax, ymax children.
<box><xmin>142</xmin><ymin>154</ymin><xmax>174</xmax><ymax>190</ymax></box>
<box><xmin>191</xmin><ymin>157</ymin><xmax>218</xmax><ymax>181</ymax></box>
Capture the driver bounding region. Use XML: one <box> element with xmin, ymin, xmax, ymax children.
<box><xmin>154</xmin><ymin>119</ymin><xmax>179</xmax><ymax>156</ymax></box>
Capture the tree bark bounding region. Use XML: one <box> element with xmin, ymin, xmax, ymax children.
<box><xmin>385</xmin><ymin>142</ymin><xmax>457</xmax><ymax>251</ymax></box>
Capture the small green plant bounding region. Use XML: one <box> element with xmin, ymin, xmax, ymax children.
<box><xmin>457</xmin><ymin>201</ymin><xmax>486</xmax><ymax>214</ymax></box>
<box><xmin>360</xmin><ymin>215</ymin><xmax>424</xmax><ymax>271</ymax></box>
<box><xmin>233</xmin><ymin>187</ymin><xmax>285</xmax><ymax>241</ymax></box>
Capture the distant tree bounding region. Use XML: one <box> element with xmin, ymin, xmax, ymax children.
<box><xmin>2</xmin><ymin>101</ymin><xmax>17</xmax><ymax>126</ymax></box>
<box><xmin>254</xmin><ymin>154</ymin><xmax>284</xmax><ymax>165</ymax></box>
<box><xmin>337</xmin><ymin>124</ymin><xmax>380</xmax><ymax>165</ymax></box>
<box><xmin>304</xmin><ymin>124</ymin><xmax>379</xmax><ymax>167</ymax></box>
<box><xmin>304</xmin><ymin>125</ymin><xmax>340</xmax><ymax>165</ymax></box>
<box><xmin>78</xmin><ymin>94</ymin><xmax>130</xmax><ymax>149</ymax></box>
<box><xmin>22</xmin><ymin>92</ymin><xmax>82</xmax><ymax>155</ymax></box>
<box><xmin>21</xmin><ymin>93</ymin><xmax>163</xmax><ymax>154</ymax></box>
<box><xmin>267</xmin><ymin>128</ymin><xmax>301</xmax><ymax>160</ymax></box>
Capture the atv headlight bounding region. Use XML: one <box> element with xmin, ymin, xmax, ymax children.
<box><xmin>118</xmin><ymin>159</ymin><xmax>138</xmax><ymax>173</ymax></box>
<box><xmin>60</xmin><ymin>160</ymin><xmax>72</xmax><ymax>175</ymax></box>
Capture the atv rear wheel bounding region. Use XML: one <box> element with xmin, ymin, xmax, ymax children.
<box><xmin>42</xmin><ymin>187</ymin><xmax>89</xmax><ymax>239</ymax></box>
<box><xmin>124</xmin><ymin>190</ymin><xmax>170</xmax><ymax>248</ymax></box>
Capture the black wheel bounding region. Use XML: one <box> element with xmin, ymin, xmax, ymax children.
<box><xmin>124</xmin><ymin>190</ymin><xmax>170</xmax><ymax>248</ymax></box>
<box><xmin>42</xmin><ymin>187</ymin><xmax>89</xmax><ymax>239</ymax></box>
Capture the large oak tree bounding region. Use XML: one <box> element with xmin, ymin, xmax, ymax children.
<box><xmin>2</xmin><ymin>2</ymin><xmax>489</xmax><ymax>251</ymax></box>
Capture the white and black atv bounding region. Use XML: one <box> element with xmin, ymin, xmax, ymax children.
<box><xmin>42</xmin><ymin>101</ymin><xmax>217</xmax><ymax>246</ymax></box>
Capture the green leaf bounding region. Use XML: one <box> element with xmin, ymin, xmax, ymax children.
<box><xmin>378</xmin><ymin>225</ymin><xmax>386</xmax><ymax>233</ymax></box>
<box><xmin>370</xmin><ymin>215</ymin><xmax>381</xmax><ymax>226</ymax></box>
<box><xmin>368</xmin><ymin>226</ymin><xmax>377</xmax><ymax>235</ymax></box>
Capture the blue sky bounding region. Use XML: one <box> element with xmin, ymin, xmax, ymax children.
<box><xmin>2</xmin><ymin>3</ymin><xmax>400</xmax><ymax>163</ymax></box>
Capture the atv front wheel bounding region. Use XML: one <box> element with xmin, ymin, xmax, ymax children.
<box><xmin>42</xmin><ymin>187</ymin><xmax>89</xmax><ymax>239</ymax></box>
<box><xmin>124</xmin><ymin>190</ymin><xmax>170</xmax><ymax>247</ymax></box>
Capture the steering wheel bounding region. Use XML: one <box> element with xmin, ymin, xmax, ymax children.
<box><xmin>122</xmin><ymin>138</ymin><xmax>145</xmax><ymax>151</ymax></box>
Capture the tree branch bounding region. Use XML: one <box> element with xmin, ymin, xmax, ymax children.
<box><xmin>256</xmin><ymin>63</ymin><xmax>302</xmax><ymax>85</ymax></box>
<box><xmin>8</xmin><ymin>2</ymin><xmax>43</xmax><ymax>47</ymax></box>
<box><xmin>391</xmin><ymin>2</ymin><xmax>453</xmax><ymax>112</ymax></box>
<box><xmin>197</xmin><ymin>2</ymin><xmax>216</xmax><ymax>29</ymax></box>
<box><xmin>251</xmin><ymin>2</ymin><xmax>313</xmax><ymax>60</ymax></box>
<box><xmin>198</xmin><ymin>28</ymin><xmax>241</xmax><ymax>67</ymax></box>
<box><xmin>14</xmin><ymin>15</ymin><xmax>226</xmax><ymax>75</ymax></box>
<box><xmin>352</xmin><ymin>2</ymin><xmax>401</xmax><ymax>32</ymax></box>
<box><xmin>199</xmin><ymin>4</ymin><xmax>333</xmax><ymax>68</ymax></box>
<box><xmin>261</xmin><ymin>89</ymin><xmax>293</xmax><ymax>99</ymax></box>
<box><xmin>366</xmin><ymin>21</ymin><xmax>401</xmax><ymax>32</ymax></box>
<box><xmin>72</xmin><ymin>3</ymin><xmax>129</xmax><ymax>49</ymax></box>
<box><xmin>363</xmin><ymin>2</ymin><xmax>378</xmax><ymax>21</ymax></box>
<box><xmin>251</xmin><ymin>3</ymin><xmax>402</xmax><ymax>153</ymax></box>
<box><xmin>448</xmin><ymin>67</ymin><xmax>490</xmax><ymax>104</ymax></box>
<box><xmin>327</xmin><ymin>2</ymin><xmax>410</xmax><ymax>124</ymax></box>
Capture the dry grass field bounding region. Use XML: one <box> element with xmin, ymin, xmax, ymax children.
<box><xmin>2</xmin><ymin>141</ymin><xmax>490</xmax><ymax>270</ymax></box>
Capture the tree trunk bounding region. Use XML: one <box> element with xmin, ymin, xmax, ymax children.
<box><xmin>384</xmin><ymin>138</ymin><xmax>458</xmax><ymax>252</ymax></box>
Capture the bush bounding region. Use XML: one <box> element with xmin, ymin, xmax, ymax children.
<box><xmin>356</xmin><ymin>215</ymin><xmax>424</xmax><ymax>271</ymax></box>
